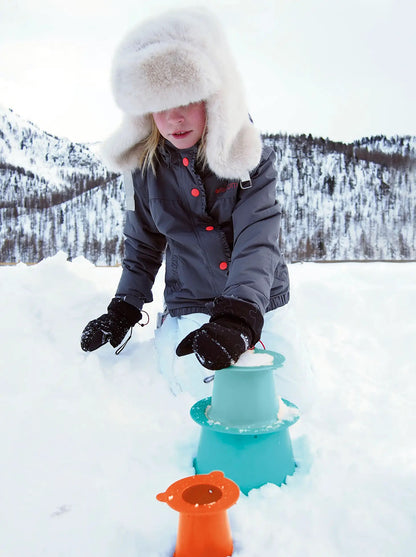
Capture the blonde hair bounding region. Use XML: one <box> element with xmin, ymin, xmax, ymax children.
<box><xmin>139</xmin><ymin>116</ymin><xmax>208</xmax><ymax>174</ymax></box>
<box><xmin>138</xmin><ymin>118</ymin><xmax>161</xmax><ymax>174</ymax></box>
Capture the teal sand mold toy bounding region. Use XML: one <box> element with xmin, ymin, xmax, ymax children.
<box><xmin>191</xmin><ymin>349</ymin><xmax>300</xmax><ymax>495</ymax></box>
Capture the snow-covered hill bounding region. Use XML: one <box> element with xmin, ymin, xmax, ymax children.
<box><xmin>266</xmin><ymin>133</ymin><xmax>416</xmax><ymax>260</ymax></box>
<box><xmin>1</xmin><ymin>254</ymin><xmax>415</xmax><ymax>556</ymax></box>
<box><xmin>1</xmin><ymin>108</ymin><xmax>415</xmax><ymax>264</ymax></box>
<box><xmin>0</xmin><ymin>108</ymin><xmax>123</xmax><ymax>263</ymax></box>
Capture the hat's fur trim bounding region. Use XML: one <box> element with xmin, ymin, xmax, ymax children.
<box><xmin>100</xmin><ymin>8</ymin><xmax>262</xmax><ymax>179</ymax></box>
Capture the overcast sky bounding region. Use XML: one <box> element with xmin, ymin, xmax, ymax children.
<box><xmin>0</xmin><ymin>0</ymin><xmax>415</xmax><ymax>144</ymax></box>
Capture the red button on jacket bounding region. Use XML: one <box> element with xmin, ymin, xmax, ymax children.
<box><xmin>219</xmin><ymin>261</ymin><xmax>228</xmax><ymax>270</ymax></box>
<box><xmin>182</xmin><ymin>157</ymin><xmax>189</xmax><ymax>166</ymax></box>
<box><xmin>191</xmin><ymin>188</ymin><xmax>200</xmax><ymax>197</ymax></box>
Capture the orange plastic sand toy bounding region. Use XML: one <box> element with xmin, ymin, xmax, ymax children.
<box><xmin>157</xmin><ymin>470</ymin><xmax>240</xmax><ymax>557</ymax></box>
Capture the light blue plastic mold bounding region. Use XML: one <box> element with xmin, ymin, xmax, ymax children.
<box><xmin>190</xmin><ymin>349</ymin><xmax>300</xmax><ymax>494</ymax></box>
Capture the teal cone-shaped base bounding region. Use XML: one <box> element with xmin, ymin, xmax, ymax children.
<box><xmin>191</xmin><ymin>395</ymin><xmax>299</xmax><ymax>495</ymax></box>
<box><xmin>194</xmin><ymin>427</ymin><xmax>296</xmax><ymax>495</ymax></box>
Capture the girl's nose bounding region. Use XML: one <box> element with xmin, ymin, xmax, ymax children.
<box><xmin>166</xmin><ymin>108</ymin><xmax>184</xmax><ymax>123</ymax></box>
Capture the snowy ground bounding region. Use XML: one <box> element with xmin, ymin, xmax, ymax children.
<box><xmin>1</xmin><ymin>253</ymin><xmax>415</xmax><ymax>557</ymax></box>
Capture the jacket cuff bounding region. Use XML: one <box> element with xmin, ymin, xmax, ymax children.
<box><xmin>208</xmin><ymin>296</ymin><xmax>264</xmax><ymax>344</ymax></box>
<box><xmin>107</xmin><ymin>298</ymin><xmax>142</xmax><ymax>326</ymax></box>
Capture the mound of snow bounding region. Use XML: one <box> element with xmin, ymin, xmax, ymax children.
<box><xmin>1</xmin><ymin>254</ymin><xmax>415</xmax><ymax>556</ymax></box>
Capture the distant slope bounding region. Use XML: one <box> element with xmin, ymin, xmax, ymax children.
<box><xmin>1</xmin><ymin>108</ymin><xmax>415</xmax><ymax>264</ymax></box>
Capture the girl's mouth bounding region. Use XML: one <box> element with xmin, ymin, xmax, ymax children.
<box><xmin>172</xmin><ymin>130</ymin><xmax>192</xmax><ymax>139</ymax></box>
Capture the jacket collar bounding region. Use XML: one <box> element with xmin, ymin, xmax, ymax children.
<box><xmin>158</xmin><ymin>140</ymin><xmax>199</xmax><ymax>168</ymax></box>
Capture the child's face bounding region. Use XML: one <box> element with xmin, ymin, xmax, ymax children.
<box><xmin>152</xmin><ymin>101</ymin><xmax>206</xmax><ymax>149</ymax></box>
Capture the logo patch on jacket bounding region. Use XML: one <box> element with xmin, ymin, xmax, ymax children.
<box><xmin>215</xmin><ymin>182</ymin><xmax>239</xmax><ymax>195</ymax></box>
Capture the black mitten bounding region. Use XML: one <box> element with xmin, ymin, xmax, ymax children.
<box><xmin>176</xmin><ymin>297</ymin><xmax>263</xmax><ymax>370</ymax></box>
<box><xmin>81</xmin><ymin>298</ymin><xmax>142</xmax><ymax>352</ymax></box>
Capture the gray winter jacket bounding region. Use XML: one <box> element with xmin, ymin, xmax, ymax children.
<box><xmin>115</xmin><ymin>141</ymin><xmax>290</xmax><ymax>317</ymax></box>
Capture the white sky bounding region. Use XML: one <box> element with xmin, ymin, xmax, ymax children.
<box><xmin>0</xmin><ymin>0</ymin><xmax>415</xmax><ymax>144</ymax></box>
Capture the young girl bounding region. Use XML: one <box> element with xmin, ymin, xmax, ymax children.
<box><xmin>81</xmin><ymin>8</ymin><xmax>315</xmax><ymax>410</ymax></box>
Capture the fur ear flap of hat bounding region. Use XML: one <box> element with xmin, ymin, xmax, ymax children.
<box><xmin>100</xmin><ymin>8</ymin><xmax>262</xmax><ymax>180</ymax></box>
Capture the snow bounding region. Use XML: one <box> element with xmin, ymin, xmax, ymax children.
<box><xmin>232</xmin><ymin>349</ymin><xmax>275</xmax><ymax>367</ymax></box>
<box><xmin>276</xmin><ymin>396</ymin><xmax>301</xmax><ymax>423</ymax></box>
<box><xmin>1</xmin><ymin>253</ymin><xmax>415</xmax><ymax>556</ymax></box>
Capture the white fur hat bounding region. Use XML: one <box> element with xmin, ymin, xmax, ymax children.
<box><xmin>101</xmin><ymin>8</ymin><xmax>262</xmax><ymax>180</ymax></box>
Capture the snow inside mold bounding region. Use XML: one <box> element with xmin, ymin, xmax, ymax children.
<box><xmin>232</xmin><ymin>349</ymin><xmax>274</xmax><ymax>367</ymax></box>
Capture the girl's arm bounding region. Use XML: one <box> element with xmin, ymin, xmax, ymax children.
<box><xmin>115</xmin><ymin>172</ymin><xmax>167</xmax><ymax>310</ymax></box>
<box><xmin>222</xmin><ymin>146</ymin><xmax>284</xmax><ymax>314</ymax></box>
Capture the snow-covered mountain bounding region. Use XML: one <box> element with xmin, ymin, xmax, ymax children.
<box><xmin>1</xmin><ymin>107</ymin><xmax>415</xmax><ymax>264</ymax></box>
<box><xmin>265</xmin><ymin>133</ymin><xmax>416</xmax><ymax>260</ymax></box>
<box><xmin>0</xmin><ymin>108</ymin><xmax>123</xmax><ymax>264</ymax></box>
